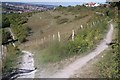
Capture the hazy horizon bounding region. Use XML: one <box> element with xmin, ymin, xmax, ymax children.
<box><xmin>1</xmin><ymin>0</ymin><xmax>107</xmax><ymax>6</ymax></box>
<box><xmin>3</xmin><ymin>2</ymin><xmax>107</xmax><ymax>7</ymax></box>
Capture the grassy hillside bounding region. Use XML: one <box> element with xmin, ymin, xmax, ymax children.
<box><xmin>36</xmin><ymin>15</ymin><xmax>109</xmax><ymax>63</ymax></box>
<box><xmin>17</xmin><ymin>6</ymin><xmax>112</xmax><ymax>64</ymax></box>
<box><xmin>19</xmin><ymin>7</ymin><xmax>95</xmax><ymax>50</ymax></box>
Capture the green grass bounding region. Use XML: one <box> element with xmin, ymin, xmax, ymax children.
<box><xmin>40</xmin><ymin>41</ymin><xmax>67</xmax><ymax>63</ymax></box>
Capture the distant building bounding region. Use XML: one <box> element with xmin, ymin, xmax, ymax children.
<box><xmin>85</xmin><ymin>2</ymin><xmax>100</xmax><ymax>7</ymax></box>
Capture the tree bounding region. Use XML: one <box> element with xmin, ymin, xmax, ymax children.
<box><xmin>59</xmin><ymin>5</ymin><xmax>63</xmax><ymax>7</ymax></box>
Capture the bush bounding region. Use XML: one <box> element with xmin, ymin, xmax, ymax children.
<box><xmin>2</xmin><ymin>15</ymin><xmax>10</xmax><ymax>28</ymax></box>
<box><xmin>3</xmin><ymin>13</ymin><xmax>32</xmax><ymax>43</ymax></box>
<box><xmin>12</xmin><ymin>24</ymin><xmax>30</xmax><ymax>43</ymax></box>
<box><xmin>2</xmin><ymin>29</ymin><xmax>12</xmax><ymax>44</ymax></box>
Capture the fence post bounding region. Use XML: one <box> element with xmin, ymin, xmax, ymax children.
<box><xmin>72</xmin><ymin>30</ymin><xmax>74</xmax><ymax>41</ymax></box>
<box><xmin>81</xmin><ymin>25</ymin><xmax>83</xmax><ymax>29</ymax></box>
<box><xmin>53</xmin><ymin>34</ymin><xmax>55</xmax><ymax>40</ymax></box>
<box><xmin>93</xmin><ymin>22</ymin><xmax>95</xmax><ymax>25</ymax></box>
<box><xmin>58</xmin><ymin>32</ymin><xmax>60</xmax><ymax>42</ymax></box>
<box><xmin>41</xmin><ymin>38</ymin><xmax>43</xmax><ymax>44</ymax></box>
<box><xmin>40</xmin><ymin>17</ymin><xmax>42</xmax><ymax>19</ymax></box>
<box><xmin>48</xmin><ymin>35</ymin><xmax>50</xmax><ymax>41</ymax></box>
<box><xmin>44</xmin><ymin>37</ymin><xmax>46</xmax><ymax>41</ymax></box>
<box><xmin>1</xmin><ymin>45</ymin><xmax>4</xmax><ymax>58</ymax></box>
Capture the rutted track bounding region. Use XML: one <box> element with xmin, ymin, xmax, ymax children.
<box><xmin>17</xmin><ymin>51</ymin><xmax>36</xmax><ymax>78</ymax></box>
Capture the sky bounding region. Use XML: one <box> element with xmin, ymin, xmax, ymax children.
<box><xmin>1</xmin><ymin>0</ymin><xmax>107</xmax><ymax>2</ymax></box>
<box><xmin>0</xmin><ymin>0</ymin><xmax>107</xmax><ymax>6</ymax></box>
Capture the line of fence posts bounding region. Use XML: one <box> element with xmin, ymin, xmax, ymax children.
<box><xmin>39</xmin><ymin>21</ymin><xmax>99</xmax><ymax>45</ymax></box>
<box><xmin>6</xmin><ymin>21</ymin><xmax>97</xmax><ymax>49</ymax></box>
<box><xmin>39</xmin><ymin>23</ymin><xmax>106</xmax><ymax>45</ymax></box>
<box><xmin>39</xmin><ymin>25</ymin><xmax>85</xmax><ymax>44</ymax></box>
<box><xmin>26</xmin><ymin>22</ymin><xmax>103</xmax><ymax>47</ymax></box>
<box><xmin>30</xmin><ymin>19</ymin><xmax>102</xmax><ymax>46</ymax></box>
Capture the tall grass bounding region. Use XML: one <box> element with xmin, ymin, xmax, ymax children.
<box><xmin>40</xmin><ymin>41</ymin><xmax>67</xmax><ymax>63</ymax></box>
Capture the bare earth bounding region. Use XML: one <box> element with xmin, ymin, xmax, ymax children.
<box><xmin>18</xmin><ymin>51</ymin><xmax>36</xmax><ymax>78</ymax></box>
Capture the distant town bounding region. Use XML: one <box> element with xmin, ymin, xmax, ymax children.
<box><xmin>1</xmin><ymin>2</ymin><xmax>56</xmax><ymax>14</ymax></box>
<box><xmin>1</xmin><ymin>2</ymin><xmax>110</xmax><ymax>14</ymax></box>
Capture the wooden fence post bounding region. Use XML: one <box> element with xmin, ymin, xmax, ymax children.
<box><xmin>48</xmin><ymin>35</ymin><xmax>50</xmax><ymax>41</ymax></box>
<box><xmin>72</xmin><ymin>30</ymin><xmax>74</xmax><ymax>41</ymax></box>
<box><xmin>41</xmin><ymin>38</ymin><xmax>43</xmax><ymax>44</ymax></box>
<box><xmin>58</xmin><ymin>32</ymin><xmax>60</xmax><ymax>42</ymax></box>
<box><xmin>93</xmin><ymin>22</ymin><xmax>95</xmax><ymax>25</ymax></box>
<box><xmin>44</xmin><ymin>37</ymin><xmax>46</xmax><ymax>41</ymax></box>
<box><xmin>81</xmin><ymin>25</ymin><xmax>83</xmax><ymax>29</ymax></box>
<box><xmin>53</xmin><ymin>34</ymin><xmax>55</xmax><ymax>40</ymax></box>
<box><xmin>1</xmin><ymin>45</ymin><xmax>4</xmax><ymax>57</ymax></box>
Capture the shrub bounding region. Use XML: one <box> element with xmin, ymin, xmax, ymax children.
<box><xmin>2</xmin><ymin>29</ymin><xmax>12</xmax><ymax>44</ymax></box>
<box><xmin>2</xmin><ymin>15</ymin><xmax>10</xmax><ymax>28</ymax></box>
<box><xmin>3</xmin><ymin>13</ymin><xmax>32</xmax><ymax>43</ymax></box>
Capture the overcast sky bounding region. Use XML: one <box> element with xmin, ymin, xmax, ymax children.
<box><xmin>1</xmin><ymin>0</ymin><xmax>106</xmax><ymax>2</ymax></box>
